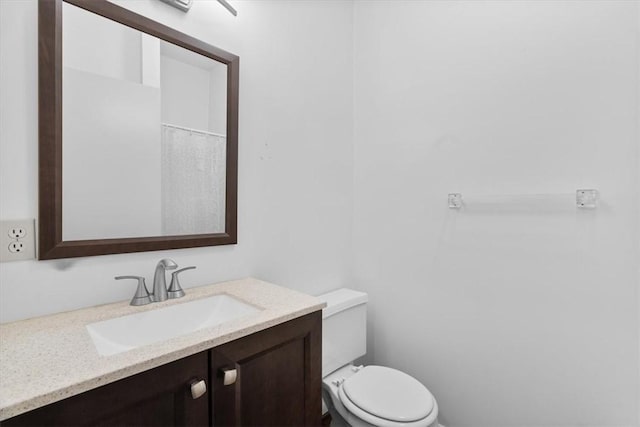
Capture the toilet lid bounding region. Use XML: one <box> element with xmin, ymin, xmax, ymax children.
<box><xmin>340</xmin><ymin>366</ymin><xmax>435</xmax><ymax>423</ymax></box>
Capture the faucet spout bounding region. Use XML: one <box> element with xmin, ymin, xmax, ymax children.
<box><xmin>152</xmin><ymin>258</ymin><xmax>178</xmax><ymax>302</ymax></box>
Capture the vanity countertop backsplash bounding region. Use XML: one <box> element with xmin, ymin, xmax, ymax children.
<box><xmin>0</xmin><ymin>278</ymin><xmax>325</xmax><ymax>420</ymax></box>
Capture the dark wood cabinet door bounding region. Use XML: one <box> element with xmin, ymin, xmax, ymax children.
<box><xmin>3</xmin><ymin>352</ymin><xmax>209</xmax><ymax>427</ymax></box>
<box><xmin>211</xmin><ymin>312</ymin><xmax>322</xmax><ymax>427</ymax></box>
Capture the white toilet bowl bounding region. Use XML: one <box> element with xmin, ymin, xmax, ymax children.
<box><xmin>322</xmin><ymin>364</ymin><xmax>439</xmax><ymax>427</ymax></box>
<box><xmin>318</xmin><ymin>288</ymin><xmax>442</xmax><ymax>427</ymax></box>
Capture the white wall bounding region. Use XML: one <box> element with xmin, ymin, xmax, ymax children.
<box><xmin>208</xmin><ymin>62</ymin><xmax>227</xmax><ymax>135</ymax></box>
<box><xmin>63</xmin><ymin>67</ymin><xmax>162</xmax><ymax>240</ymax></box>
<box><xmin>159</xmin><ymin>42</ymin><xmax>227</xmax><ymax>134</ymax></box>
<box><xmin>352</xmin><ymin>1</ymin><xmax>639</xmax><ymax>426</ymax></box>
<box><xmin>63</xmin><ymin>1</ymin><xmax>141</xmax><ymax>84</ymax></box>
<box><xmin>0</xmin><ymin>0</ymin><xmax>354</xmax><ymax>322</ymax></box>
<box><xmin>161</xmin><ymin>55</ymin><xmax>212</xmax><ymax>130</ymax></box>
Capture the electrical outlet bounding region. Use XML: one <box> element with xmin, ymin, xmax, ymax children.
<box><xmin>8</xmin><ymin>227</ymin><xmax>27</xmax><ymax>239</ymax></box>
<box><xmin>0</xmin><ymin>219</ymin><xmax>36</xmax><ymax>262</ymax></box>
<box><xmin>8</xmin><ymin>241</ymin><xmax>25</xmax><ymax>253</ymax></box>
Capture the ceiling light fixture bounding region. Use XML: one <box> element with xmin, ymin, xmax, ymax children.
<box><xmin>217</xmin><ymin>0</ymin><xmax>238</xmax><ymax>16</ymax></box>
<box><xmin>159</xmin><ymin>0</ymin><xmax>237</xmax><ymax>16</ymax></box>
<box><xmin>159</xmin><ymin>0</ymin><xmax>193</xmax><ymax>12</ymax></box>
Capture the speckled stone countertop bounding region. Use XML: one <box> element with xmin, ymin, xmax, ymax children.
<box><xmin>0</xmin><ymin>278</ymin><xmax>325</xmax><ymax>421</ymax></box>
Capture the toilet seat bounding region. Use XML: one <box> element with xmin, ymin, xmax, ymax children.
<box><xmin>337</xmin><ymin>366</ymin><xmax>438</xmax><ymax>427</ymax></box>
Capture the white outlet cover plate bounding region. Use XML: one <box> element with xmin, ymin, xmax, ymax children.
<box><xmin>0</xmin><ymin>219</ymin><xmax>36</xmax><ymax>262</ymax></box>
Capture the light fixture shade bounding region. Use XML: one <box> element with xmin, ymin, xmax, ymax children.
<box><xmin>217</xmin><ymin>0</ymin><xmax>238</xmax><ymax>16</ymax></box>
<box><xmin>158</xmin><ymin>0</ymin><xmax>237</xmax><ymax>16</ymax></box>
<box><xmin>159</xmin><ymin>0</ymin><xmax>193</xmax><ymax>12</ymax></box>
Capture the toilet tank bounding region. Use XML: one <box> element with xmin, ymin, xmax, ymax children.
<box><xmin>317</xmin><ymin>288</ymin><xmax>368</xmax><ymax>376</ymax></box>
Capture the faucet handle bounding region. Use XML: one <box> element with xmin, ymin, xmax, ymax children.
<box><xmin>158</xmin><ymin>258</ymin><xmax>178</xmax><ymax>270</ymax></box>
<box><xmin>115</xmin><ymin>276</ymin><xmax>152</xmax><ymax>306</ymax></box>
<box><xmin>167</xmin><ymin>266</ymin><xmax>196</xmax><ymax>299</ymax></box>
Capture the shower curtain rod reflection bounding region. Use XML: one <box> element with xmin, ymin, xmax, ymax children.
<box><xmin>162</xmin><ymin>123</ymin><xmax>226</xmax><ymax>138</ymax></box>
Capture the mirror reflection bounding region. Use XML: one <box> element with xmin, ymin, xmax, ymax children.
<box><xmin>62</xmin><ymin>2</ymin><xmax>227</xmax><ymax>241</ymax></box>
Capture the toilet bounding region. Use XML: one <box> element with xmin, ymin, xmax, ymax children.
<box><xmin>318</xmin><ymin>288</ymin><xmax>440</xmax><ymax>427</ymax></box>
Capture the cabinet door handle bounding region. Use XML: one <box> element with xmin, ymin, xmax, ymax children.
<box><xmin>221</xmin><ymin>368</ymin><xmax>237</xmax><ymax>385</ymax></box>
<box><xmin>190</xmin><ymin>379</ymin><xmax>207</xmax><ymax>399</ymax></box>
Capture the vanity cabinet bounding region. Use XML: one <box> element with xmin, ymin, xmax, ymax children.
<box><xmin>2</xmin><ymin>352</ymin><xmax>209</xmax><ymax>426</ymax></box>
<box><xmin>211</xmin><ymin>311</ymin><xmax>322</xmax><ymax>426</ymax></box>
<box><xmin>2</xmin><ymin>312</ymin><xmax>322</xmax><ymax>427</ymax></box>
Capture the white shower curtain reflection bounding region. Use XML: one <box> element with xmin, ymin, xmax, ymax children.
<box><xmin>161</xmin><ymin>125</ymin><xmax>226</xmax><ymax>235</ymax></box>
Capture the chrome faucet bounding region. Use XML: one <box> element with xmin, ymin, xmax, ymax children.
<box><xmin>152</xmin><ymin>258</ymin><xmax>178</xmax><ymax>302</ymax></box>
<box><xmin>116</xmin><ymin>258</ymin><xmax>196</xmax><ymax>306</ymax></box>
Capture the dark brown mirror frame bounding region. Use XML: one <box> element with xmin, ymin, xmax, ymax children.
<box><xmin>38</xmin><ymin>0</ymin><xmax>239</xmax><ymax>260</ymax></box>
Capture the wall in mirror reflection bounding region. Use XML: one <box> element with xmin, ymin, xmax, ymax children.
<box><xmin>61</xmin><ymin>2</ymin><xmax>227</xmax><ymax>241</ymax></box>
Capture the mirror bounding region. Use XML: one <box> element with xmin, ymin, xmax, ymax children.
<box><xmin>39</xmin><ymin>0</ymin><xmax>239</xmax><ymax>259</ymax></box>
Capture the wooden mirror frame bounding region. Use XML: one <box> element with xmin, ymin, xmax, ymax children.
<box><xmin>38</xmin><ymin>0</ymin><xmax>239</xmax><ymax>260</ymax></box>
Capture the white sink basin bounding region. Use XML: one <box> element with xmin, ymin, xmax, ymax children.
<box><xmin>86</xmin><ymin>294</ymin><xmax>261</xmax><ymax>356</ymax></box>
